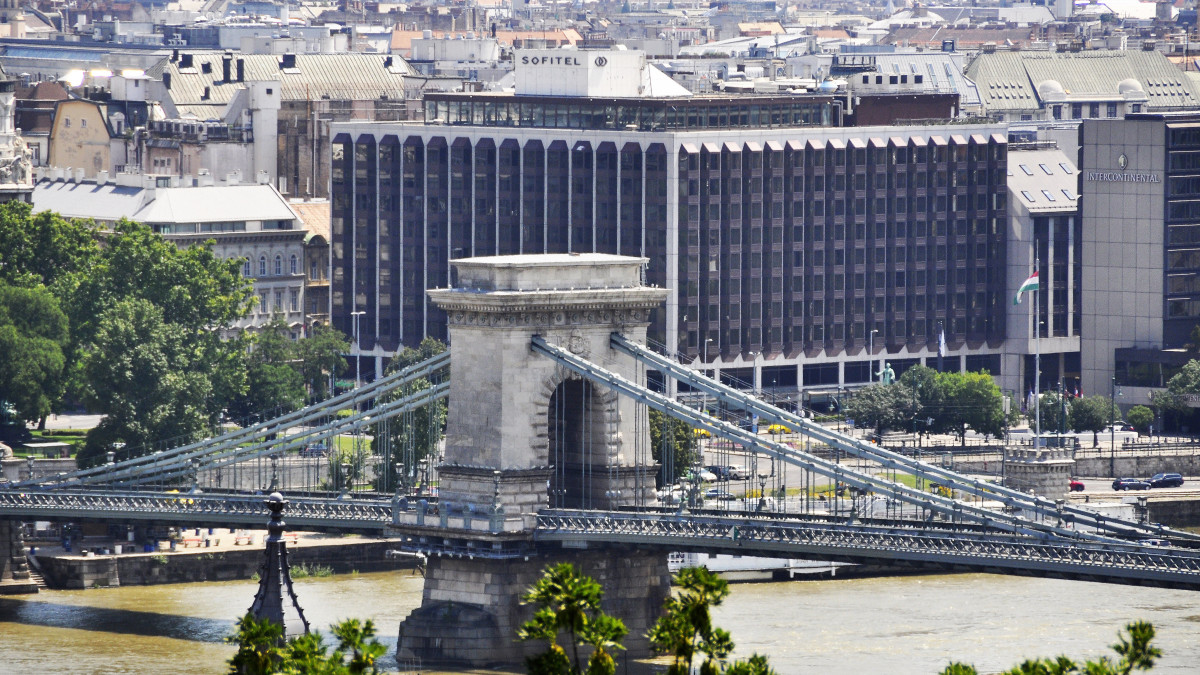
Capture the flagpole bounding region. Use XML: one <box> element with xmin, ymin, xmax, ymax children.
<box><xmin>1034</xmin><ymin>257</ymin><xmax>1041</xmax><ymax>441</ymax></box>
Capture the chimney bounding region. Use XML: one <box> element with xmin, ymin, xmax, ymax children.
<box><xmin>73</xmin><ymin>167</ymin><xmax>85</xmax><ymax>183</ymax></box>
<box><xmin>281</xmin><ymin>52</ymin><xmax>296</xmax><ymax>69</ymax></box>
<box><xmin>237</xmin><ymin>58</ymin><xmax>245</xmax><ymax>82</ymax></box>
<box><xmin>97</xmin><ymin>170</ymin><xmax>109</xmax><ymax>184</ymax></box>
<box><xmin>180</xmin><ymin>53</ymin><xmax>193</xmax><ymax>69</ymax></box>
<box><xmin>256</xmin><ymin>169</ymin><xmax>270</xmax><ymax>184</ymax></box>
<box><xmin>222</xmin><ymin>50</ymin><xmax>232</xmax><ymax>82</ymax></box>
<box><xmin>171</xmin><ymin>48</ymin><xmax>178</xmax><ymax>63</ymax></box>
<box><xmin>202</xmin><ymin>86</ymin><xmax>210</xmax><ymax>100</ymax></box>
<box><xmin>163</xmin><ymin>72</ymin><xmax>171</xmax><ymax>90</ymax></box>
<box><xmin>384</xmin><ymin>56</ymin><xmax>393</xmax><ymax>68</ymax></box>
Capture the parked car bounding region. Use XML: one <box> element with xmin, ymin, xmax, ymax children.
<box><xmin>724</xmin><ymin>465</ymin><xmax>749</xmax><ymax>480</ymax></box>
<box><xmin>693</xmin><ymin>428</ymin><xmax>711</xmax><ymax>439</ymax></box>
<box><xmin>1138</xmin><ymin>538</ymin><xmax>1171</xmax><ymax>547</ymax></box>
<box><xmin>703</xmin><ymin>488</ymin><xmax>737</xmax><ymax>501</ymax></box>
<box><xmin>1069</xmin><ymin>480</ymin><xmax>1085</xmax><ymax>492</ymax></box>
<box><xmin>299</xmin><ymin>443</ymin><xmax>328</xmax><ymax>458</ymax></box>
<box><xmin>765</xmin><ymin>423</ymin><xmax>792</xmax><ymax>435</ymax></box>
<box><xmin>1148</xmin><ymin>472</ymin><xmax>1184</xmax><ymax>488</ymax></box>
<box><xmin>705</xmin><ymin>465</ymin><xmax>730</xmax><ymax>481</ymax></box>
<box><xmin>1112</xmin><ymin>477</ymin><xmax>1151</xmax><ymax>491</ymax></box>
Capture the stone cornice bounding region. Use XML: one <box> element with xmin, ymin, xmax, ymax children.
<box><xmin>428</xmin><ymin>287</ymin><xmax>668</xmax><ymax>326</ymax></box>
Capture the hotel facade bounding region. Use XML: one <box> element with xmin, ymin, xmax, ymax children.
<box><xmin>331</xmin><ymin>49</ymin><xmax>1011</xmax><ymax>403</ymax></box>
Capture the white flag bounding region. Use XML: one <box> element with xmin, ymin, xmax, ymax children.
<box><xmin>938</xmin><ymin>328</ymin><xmax>946</xmax><ymax>358</ymax></box>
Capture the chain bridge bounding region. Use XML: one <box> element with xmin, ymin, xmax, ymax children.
<box><xmin>4</xmin><ymin>253</ymin><xmax>1200</xmax><ymax>667</ymax></box>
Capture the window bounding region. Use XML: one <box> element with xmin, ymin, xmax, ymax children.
<box><xmin>289</xmin><ymin>289</ymin><xmax>299</xmax><ymax>312</ymax></box>
<box><xmin>1132</xmin><ymin>103</ymin><xmax>1142</xmax><ymax>113</ymax></box>
<box><xmin>1071</xmin><ymin>103</ymin><xmax>1082</xmax><ymax>118</ymax></box>
<box><xmin>1107</xmin><ymin>103</ymin><xmax>1117</xmax><ymax>118</ymax></box>
<box><xmin>1052</xmin><ymin>105</ymin><xmax>1062</xmax><ymax>120</ymax></box>
<box><xmin>259</xmin><ymin>293</ymin><xmax>268</xmax><ymax>313</ymax></box>
<box><xmin>64</xmin><ymin>117</ymin><xmax>71</xmax><ymax>128</ymax></box>
<box><xmin>1038</xmin><ymin>163</ymin><xmax>1053</xmax><ymax>175</ymax></box>
<box><xmin>1019</xmin><ymin>164</ymin><xmax>1034</xmax><ymax>176</ymax></box>
<box><xmin>289</xmin><ymin>255</ymin><xmax>298</xmax><ymax>275</ymax></box>
<box><xmin>1020</xmin><ymin>191</ymin><xmax>1036</xmax><ymax>202</ymax></box>
<box><xmin>1040</xmin><ymin>190</ymin><xmax>1056</xmax><ymax>202</ymax></box>
<box><xmin>1062</xmin><ymin>188</ymin><xmax>1076</xmax><ymax>200</ymax></box>
<box><xmin>310</xmin><ymin>261</ymin><xmax>319</xmax><ymax>280</ymax></box>
<box><xmin>274</xmin><ymin>255</ymin><xmax>282</xmax><ymax>276</ymax></box>
<box><xmin>274</xmin><ymin>291</ymin><xmax>282</xmax><ymax>310</ymax></box>
<box><xmin>1058</xmin><ymin>163</ymin><xmax>1074</xmax><ymax>175</ymax></box>
<box><xmin>80</xmin><ymin>119</ymin><xmax>87</xmax><ymax>128</ymax></box>
<box><xmin>258</xmin><ymin>255</ymin><xmax>267</xmax><ymax>276</ymax></box>
<box><xmin>243</xmin><ymin>259</ymin><xmax>251</xmax><ymax>277</ymax></box>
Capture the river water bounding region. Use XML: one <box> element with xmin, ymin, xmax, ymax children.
<box><xmin>2</xmin><ymin>570</ymin><xmax>1200</xmax><ymax>674</ymax></box>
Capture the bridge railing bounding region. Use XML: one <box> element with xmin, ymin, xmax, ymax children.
<box><xmin>610</xmin><ymin>333</ymin><xmax>1200</xmax><ymax>545</ymax></box>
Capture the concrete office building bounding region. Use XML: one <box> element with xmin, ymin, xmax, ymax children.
<box><xmin>1081</xmin><ymin>114</ymin><xmax>1200</xmax><ymax>408</ymax></box>
<box><xmin>331</xmin><ymin>49</ymin><xmax>1010</xmax><ymax>403</ymax></box>
<box><xmin>1002</xmin><ymin>144</ymin><xmax>1081</xmax><ymax>399</ymax></box>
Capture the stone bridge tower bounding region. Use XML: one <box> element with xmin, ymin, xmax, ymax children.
<box><xmin>398</xmin><ymin>253</ymin><xmax>672</xmax><ymax>667</ymax></box>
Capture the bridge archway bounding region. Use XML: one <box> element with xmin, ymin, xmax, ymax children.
<box><xmin>545</xmin><ymin>375</ymin><xmax>618</xmax><ymax>509</ymax></box>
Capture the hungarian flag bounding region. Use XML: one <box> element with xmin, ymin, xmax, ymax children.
<box><xmin>1013</xmin><ymin>271</ymin><xmax>1039</xmax><ymax>305</ymax></box>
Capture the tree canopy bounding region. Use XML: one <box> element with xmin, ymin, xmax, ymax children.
<box><xmin>518</xmin><ymin>562</ymin><xmax>628</xmax><ymax>675</ymax></box>
<box><xmin>941</xmin><ymin>620</ymin><xmax>1160</xmax><ymax>675</ymax></box>
<box><xmin>71</xmin><ymin>220</ymin><xmax>253</xmax><ymax>464</ymax></box>
<box><xmin>0</xmin><ymin>283</ymin><xmax>69</xmax><ymax>423</ymax></box>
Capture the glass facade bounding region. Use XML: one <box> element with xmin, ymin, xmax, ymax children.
<box><xmin>676</xmin><ymin>134</ymin><xmax>1008</xmax><ymax>362</ymax></box>
<box><xmin>331</xmin><ymin>123</ymin><xmax>1008</xmax><ymax>373</ymax></box>
<box><xmin>424</xmin><ymin>93</ymin><xmax>838</xmax><ymax>131</ymax></box>
<box><xmin>1165</xmin><ymin>121</ymin><xmax>1200</xmax><ymax>346</ymax></box>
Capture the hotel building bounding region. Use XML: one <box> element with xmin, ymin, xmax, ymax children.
<box><xmin>331</xmin><ymin>49</ymin><xmax>1011</xmax><ymax>403</ymax></box>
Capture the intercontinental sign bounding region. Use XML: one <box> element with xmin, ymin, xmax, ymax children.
<box><xmin>1085</xmin><ymin>152</ymin><xmax>1160</xmax><ymax>183</ymax></box>
<box><xmin>1085</xmin><ymin>171</ymin><xmax>1161</xmax><ymax>183</ymax></box>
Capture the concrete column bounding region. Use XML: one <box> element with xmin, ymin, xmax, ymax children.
<box><xmin>0</xmin><ymin>519</ymin><xmax>36</xmax><ymax>594</ymax></box>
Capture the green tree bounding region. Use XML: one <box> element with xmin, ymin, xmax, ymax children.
<box><xmin>518</xmin><ymin>562</ymin><xmax>628</xmax><ymax>675</ymax></box>
<box><xmin>940</xmin><ymin>620</ymin><xmax>1160</xmax><ymax>675</ymax></box>
<box><xmin>226</xmin><ymin>613</ymin><xmax>387</xmax><ymax>675</ymax></box>
<box><xmin>898</xmin><ymin>365</ymin><xmax>944</xmax><ymax>442</ymax></box>
<box><xmin>69</xmin><ymin>221</ymin><xmax>252</xmax><ymax>464</ymax></box>
<box><xmin>649</xmin><ymin>408</ymin><xmax>699</xmax><ymax>487</ymax></box>
<box><xmin>1070</xmin><ymin>395</ymin><xmax>1117</xmax><ymax>447</ymax></box>
<box><xmin>845</xmin><ymin>382</ymin><xmax>913</xmax><ymax>435</ymax></box>
<box><xmin>371</xmin><ymin>337</ymin><xmax>447</xmax><ymax>492</ymax></box>
<box><xmin>0</xmin><ymin>283</ymin><xmax>69</xmax><ymax>424</ymax></box>
<box><xmin>1034</xmin><ymin>390</ymin><xmax>1068</xmax><ymax>437</ymax></box>
<box><xmin>295</xmin><ymin>323</ymin><xmax>350</xmax><ymax>399</ymax></box>
<box><xmin>649</xmin><ymin>566</ymin><xmax>777</xmax><ymax>675</ymax></box>
<box><xmin>938</xmin><ymin>371</ymin><xmax>1006</xmax><ymax>444</ymax></box>
<box><xmin>228</xmin><ymin>316</ymin><xmax>306</xmax><ymax>424</ymax></box>
<box><xmin>79</xmin><ymin>298</ymin><xmax>235</xmax><ymax>465</ymax></box>
<box><xmin>0</xmin><ymin>202</ymin><xmax>98</xmax><ymax>291</ymax></box>
<box><xmin>1127</xmin><ymin>405</ymin><xmax>1154</xmax><ymax>435</ymax></box>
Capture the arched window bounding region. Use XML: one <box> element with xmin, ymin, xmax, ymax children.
<box><xmin>274</xmin><ymin>255</ymin><xmax>282</xmax><ymax>276</ymax></box>
<box><xmin>258</xmin><ymin>255</ymin><xmax>267</xmax><ymax>277</ymax></box>
<box><xmin>289</xmin><ymin>254</ymin><xmax>298</xmax><ymax>275</ymax></box>
<box><xmin>243</xmin><ymin>259</ymin><xmax>251</xmax><ymax>277</ymax></box>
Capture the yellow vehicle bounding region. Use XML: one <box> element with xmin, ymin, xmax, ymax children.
<box><xmin>693</xmin><ymin>428</ymin><xmax>711</xmax><ymax>438</ymax></box>
<box><xmin>766</xmin><ymin>423</ymin><xmax>791</xmax><ymax>435</ymax></box>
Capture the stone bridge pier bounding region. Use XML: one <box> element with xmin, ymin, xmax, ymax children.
<box><xmin>397</xmin><ymin>254</ymin><xmax>671</xmax><ymax>667</ymax></box>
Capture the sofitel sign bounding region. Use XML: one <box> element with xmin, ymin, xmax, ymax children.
<box><xmin>520</xmin><ymin>55</ymin><xmax>584</xmax><ymax>65</ymax></box>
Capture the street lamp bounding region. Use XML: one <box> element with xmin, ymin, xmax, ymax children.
<box><xmin>869</xmin><ymin>329</ymin><xmax>879</xmax><ymax>383</ymax></box>
<box><xmin>351</xmin><ymin>310</ymin><xmax>366</xmax><ymax>389</ymax></box>
<box><xmin>748</xmin><ymin>350</ymin><xmax>761</xmax><ymax>392</ymax></box>
<box><xmin>1110</xmin><ymin>376</ymin><xmax>1122</xmax><ymax>477</ymax></box>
